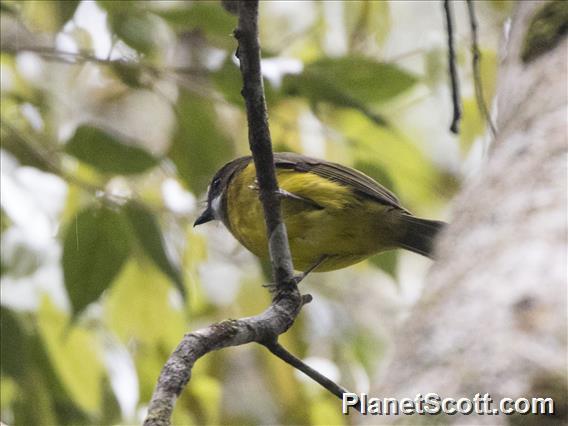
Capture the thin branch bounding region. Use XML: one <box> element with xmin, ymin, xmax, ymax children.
<box><xmin>0</xmin><ymin>44</ymin><xmax>210</xmax><ymax>80</ymax></box>
<box><xmin>466</xmin><ymin>0</ymin><xmax>497</xmax><ymax>138</ymax></box>
<box><xmin>0</xmin><ymin>120</ymin><xmax>185</xmax><ymax>219</ymax></box>
<box><xmin>0</xmin><ymin>119</ymin><xmax>104</xmax><ymax>197</ymax></box>
<box><xmin>0</xmin><ymin>119</ymin><xmax>59</xmax><ymax>173</ymax></box>
<box><xmin>262</xmin><ymin>341</ymin><xmax>362</xmax><ymax>414</ymax></box>
<box><xmin>0</xmin><ymin>44</ymin><xmax>124</xmax><ymax>66</ymax></box>
<box><xmin>143</xmin><ymin>298</ymin><xmax>309</xmax><ymax>426</ymax></box>
<box><xmin>443</xmin><ymin>0</ymin><xmax>461</xmax><ymax>134</ymax></box>
<box><xmin>144</xmin><ymin>2</ymin><xmax>303</xmax><ymax>424</ymax></box>
<box><xmin>233</xmin><ymin>1</ymin><xmax>296</xmax><ymax>289</ymax></box>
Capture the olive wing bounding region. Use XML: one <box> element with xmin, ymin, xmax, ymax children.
<box><xmin>274</xmin><ymin>152</ymin><xmax>408</xmax><ymax>213</ymax></box>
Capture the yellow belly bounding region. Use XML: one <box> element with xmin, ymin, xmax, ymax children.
<box><xmin>225</xmin><ymin>163</ymin><xmax>403</xmax><ymax>272</ymax></box>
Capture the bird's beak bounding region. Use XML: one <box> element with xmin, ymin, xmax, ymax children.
<box><xmin>193</xmin><ymin>207</ymin><xmax>214</xmax><ymax>227</ymax></box>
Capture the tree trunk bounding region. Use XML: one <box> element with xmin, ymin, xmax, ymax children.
<box><xmin>370</xmin><ymin>1</ymin><xmax>567</xmax><ymax>423</ymax></box>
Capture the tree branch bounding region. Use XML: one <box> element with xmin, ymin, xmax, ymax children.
<box><xmin>234</xmin><ymin>1</ymin><xmax>295</xmax><ymax>289</ymax></box>
<box><xmin>262</xmin><ymin>341</ymin><xmax>362</xmax><ymax>414</ymax></box>
<box><xmin>443</xmin><ymin>0</ymin><xmax>461</xmax><ymax>134</ymax></box>
<box><xmin>466</xmin><ymin>0</ymin><xmax>497</xmax><ymax>138</ymax></box>
<box><xmin>144</xmin><ymin>2</ymin><xmax>356</xmax><ymax>424</ymax></box>
<box><xmin>143</xmin><ymin>298</ymin><xmax>310</xmax><ymax>426</ymax></box>
<box><xmin>0</xmin><ymin>44</ymin><xmax>209</xmax><ymax>77</ymax></box>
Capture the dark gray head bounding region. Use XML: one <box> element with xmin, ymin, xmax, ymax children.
<box><xmin>193</xmin><ymin>156</ymin><xmax>252</xmax><ymax>227</ymax></box>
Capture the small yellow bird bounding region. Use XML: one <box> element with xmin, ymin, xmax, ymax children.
<box><xmin>194</xmin><ymin>153</ymin><xmax>445</xmax><ymax>272</ymax></box>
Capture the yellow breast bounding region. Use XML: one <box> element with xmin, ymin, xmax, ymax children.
<box><xmin>225</xmin><ymin>163</ymin><xmax>402</xmax><ymax>271</ymax></box>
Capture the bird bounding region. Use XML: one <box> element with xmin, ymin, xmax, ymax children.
<box><xmin>194</xmin><ymin>152</ymin><xmax>445</xmax><ymax>273</ymax></box>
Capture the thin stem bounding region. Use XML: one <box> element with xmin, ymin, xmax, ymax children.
<box><xmin>443</xmin><ymin>0</ymin><xmax>461</xmax><ymax>134</ymax></box>
<box><xmin>0</xmin><ymin>45</ymin><xmax>209</xmax><ymax>77</ymax></box>
<box><xmin>144</xmin><ymin>3</ymin><xmax>309</xmax><ymax>424</ymax></box>
<box><xmin>263</xmin><ymin>341</ymin><xmax>362</xmax><ymax>413</ymax></box>
<box><xmin>466</xmin><ymin>0</ymin><xmax>497</xmax><ymax>138</ymax></box>
<box><xmin>234</xmin><ymin>1</ymin><xmax>296</xmax><ymax>290</ymax></box>
<box><xmin>0</xmin><ymin>120</ymin><xmax>178</xmax><ymax>217</ymax></box>
<box><xmin>0</xmin><ymin>120</ymin><xmax>101</xmax><ymax>197</ymax></box>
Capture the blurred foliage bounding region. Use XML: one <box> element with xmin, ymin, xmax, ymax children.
<box><xmin>123</xmin><ymin>201</ymin><xmax>186</xmax><ymax>297</ymax></box>
<box><xmin>62</xmin><ymin>204</ymin><xmax>132</xmax><ymax>316</ymax></box>
<box><xmin>521</xmin><ymin>0</ymin><xmax>568</xmax><ymax>63</ymax></box>
<box><xmin>169</xmin><ymin>90</ymin><xmax>234</xmax><ymax>194</ymax></box>
<box><xmin>0</xmin><ymin>1</ymin><xmax>505</xmax><ymax>425</ymax></box>
<box><xmin>65</xmin><ymin>126</ymin><xmax>159</xmax><ymax>175</ymax></box>
<box><xmin>284</xmin><ymin>57</ymin><xmax>417</xmax><ymax>105</ymax></box>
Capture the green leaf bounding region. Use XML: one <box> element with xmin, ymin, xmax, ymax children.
<box><xmin>0</xmin><ymin>306</ymin><xmax>79</xmax><ymax>425</ymax></box>
<box><xmin>213</xmin><ymin>57</ymin><xmax>280</xmax><ymax>107</ymax></box>
<box><xmin>369</xmin><ymin>250</ymin><xmax>398</xmax><ymax>280</ymax></box>
<box><xmin>110</xmin><ymin>61</ymin><xmax>144</xmax><ymax>88</ymax></box>
<box><xmin>0</xmin><ymin>306</ymin><xmax>27</xmax><ymax>379</ymax></box>
<box><xmin>96</xmin><ymin>0</ymin><xmax>131</xmax><ymax>14</ymax></box>
<box><xmin>311</xmin><ymin>57</ymin><xmax>418</xmax><ymax>102</ymax></box>
<box><xmin>20</xmin><ymin>0</ymin><xmax>78</xmax><ymax>33</ymax></box>
<box><xmin>153</xmin><ymin>2</ymin><xmax>236</xmax><ymax>48</ymax></box>
<box><xmin>37</xmin><ymin>298</ymin><xmax>105</xmax><ymax>416</ymax></box>
<box><xmin>109</xmin><ymin>10</ymin><xmax>160</xmax><ymax>55</ymax></box>
<box><xmin>345</xmin><ymin>1</ymin><xmax>391</xmax><ymax>50</ymax></box>
<box><xmin>100</xmin><ymin>377</ymin><xmax>122</xmax><ymax>426</ymax></box>
<box><xmin>169</xmin><ymin>91</ymin><xmax>233</xmax><ymax>194</ymax></box>
<box><xmin>99</xmin><ymin>2</ymin><xmax>160</xmax><ymax>55</ymax></box>
<box><xmin>0</xmin><ymin>1</ymin><xmax>18</xmax><ymax>15</ymax></box>
<box><xmin>56</xmin><ymin>0</ymin><xmax>80</xmax><ymax>28</ymax></box>
<box><xmin>337</xmin><ymin>111</ymin><xmax>446</xmax><ymax>212</ymax></box>
<box><xmin>521</xmin><ymin>0</ymin><xmax>568</xmax><ymax>63</ymax></box>
<box><xmin>106</xmin><ymin>259</ymin><xmax>186</xmax><ymax>345</ymax></box>
<box><xmin>104</xmin><ymin>259</ymin><xmax>187</xmax><ymax>406</ymax></box>
<box><xmin>65</xmin><ymin>125</ymin><xmax>158</xmax><ymax>175</ymax></box>
<box><xmin>124</xmin><ymin>201</ymin><xmax>186</xmax><ymax>298</ymax></box>
<box><xmin>212</xmin><ymin>58</ymin><xmax>245</xmax><ymax>106</ymax></box>
<box><xmin>0</xmin><ymin>208</ymin><xmax>9</xmax><ymax>238</ymax></box>
<box><xmin>63</xmin><ymin>205</ymin><xmax>132</xmax><ymax>316</ymax></box>
<box><xmin>282</xmin><ymin>57</ymin><xmax>418</xmax><ymax>114</ymax></box>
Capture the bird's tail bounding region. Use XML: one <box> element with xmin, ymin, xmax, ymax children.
<box><xmin>397</xmin><ymin>215</ymin><xmax>446</xmax><ymax>259</ymax></box>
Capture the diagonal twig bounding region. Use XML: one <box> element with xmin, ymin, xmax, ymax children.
<box><xmin>443</xmin><ymin>0</ymin><xmax>461</xmax><ymax>134</ymax></box>
<box><xmin>466</xmin><ymin>0</ymin><xmax>497</xmax><ymax>138</ymax></box>
<box><xmin>262</xmin><ymin>341</ymin><xmax>362</xmax><ymax>414</ymax></box>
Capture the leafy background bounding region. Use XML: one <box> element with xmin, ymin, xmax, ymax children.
<box><xmin>0</xmin><ymin>1</ymin><xmax>511</xmax><ymax>425</ymax></box>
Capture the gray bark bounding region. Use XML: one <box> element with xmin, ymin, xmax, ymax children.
<box><xmin>370</xmin><ymin>1</ymin><xmax>567</xmax><ymax>424</ymax></box>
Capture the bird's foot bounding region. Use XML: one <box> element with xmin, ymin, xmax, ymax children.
<box><xmin>262</xmin><ymin>256</ymin><xmax>328</xmax><ymax>292</ymax></box>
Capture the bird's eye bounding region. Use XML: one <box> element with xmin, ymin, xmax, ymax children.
<box><xmin>212</xmin><ymin>178</ymin><xmax>221</xmax><ymax>190</ymax></box>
